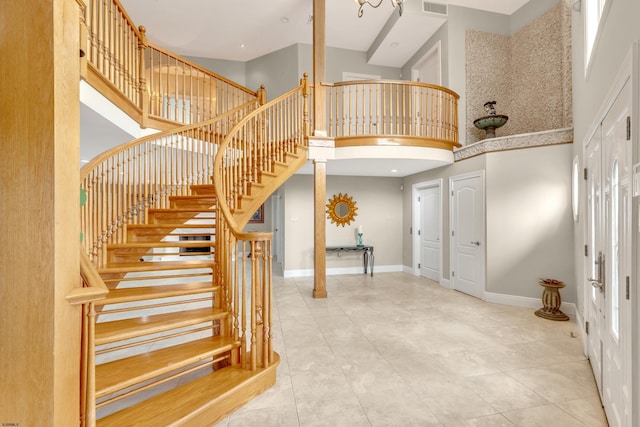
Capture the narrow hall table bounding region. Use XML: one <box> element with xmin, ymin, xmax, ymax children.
<box><xmin>326</xmin><ymin>245</ymin><xmax>374</xmax><ymax>276</ymax></box>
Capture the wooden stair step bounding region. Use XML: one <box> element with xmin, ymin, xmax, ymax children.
<box><xmin>98</xmin><ymin>282</ymin><xmax>218</xmax><ymax>305</ymax></box>
<box><xmin>190</xmin><ymin>184</ymin><xmax>216</xmax><ymax>195</ymax></box>
<box><xmin>96</xmin><ymin>336</ymin><xmax>239</xmax><ymax>399</ymax></box>
<box><xmin>109</xmin><ymin>241</ymin><xmax>214</xmax><ymax>251</ymax></box>
<box><xmin>98</xmin><ymin>260</ymin><xmax>214</xmax><ymax>275</ymax></box>
<box><xmin>169</xmin><ymin>196</ymin><xmax>217</xmax><ymax>209</ymax></box>
<box><xmin>147</xmin><ymin>209</ymin><xmax>216</xmax><ymax>224</ymax></box>
<box><xmin>126</xmin><ymin>224</ymin><xmax>215</xmax><ymax>242</ymax></box>
<box><xmin>96</xmin><ymin>354</ymin><xmax>279</xmax><ymax>427</ymax></box>
<box><xmin>95</xmin><ymin>307</ymin><xmax>227</xmax><ymax>346</ymax></box>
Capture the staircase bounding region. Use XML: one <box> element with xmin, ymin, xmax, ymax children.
<box><xmin>86</xmin><ymin>135</ymin><xmax>307</xmax><ymax>425</ymax></box>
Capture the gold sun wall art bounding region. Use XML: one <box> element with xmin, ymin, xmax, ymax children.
<box><xmin>326</xmin><ymin>193</ymin><xmax>358</xmax><ymax>227</ymax></box>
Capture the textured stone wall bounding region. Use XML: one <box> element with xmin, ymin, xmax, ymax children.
<box><xmin>465</xmin><ymin>1</ymin><xmax>572</xmax><ymax>144</ymax></box>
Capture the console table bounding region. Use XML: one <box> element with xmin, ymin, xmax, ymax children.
<box><xmin>326</xmin><ymin>245</ymin><xmax>374</xmax><ymax>276</ymax></box>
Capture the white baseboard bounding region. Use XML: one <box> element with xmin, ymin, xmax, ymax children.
<box><xmin>403</xmin><ymin>265</ymin><xmax>415</xmax><ymax>275</ymax></box>
<box><xmin>283</xmin><ymin>265</ymin><xmax>403</xmax><ymax>278</ymax></box>
<box><xmin>483</xmin><ymin>291</ymin><xmax>576</xmax><ymax>319</ymax></box>
<box><xmin>439</xmin><ymin>277</ymin><xmax>452</xmax><ymax>289</ymax></box>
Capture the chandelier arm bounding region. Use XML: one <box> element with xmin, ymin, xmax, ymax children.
<box><xmin>358</xmin><ymin>0</ymin><xmax>385</xmax><ymax>17</ymax></box>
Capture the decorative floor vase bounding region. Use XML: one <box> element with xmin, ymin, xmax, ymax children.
<box><xmin>535</xmin><ymin>281</ymin><xmax>570</xmax><ymax>321</ymax></box>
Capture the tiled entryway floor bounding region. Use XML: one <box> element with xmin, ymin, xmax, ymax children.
<box><xmin>215</xmin><ymin>272</ymin><xmax>608</xmax><ymax>427</ymax></box>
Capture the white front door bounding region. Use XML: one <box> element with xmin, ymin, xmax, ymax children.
<box><xmin>419</xmin><ymin>186</ymin><xmax>440</xmax><ymax>281</ymax></box>
<box><xmin>586</xmin><ymin>123</ymin><xmax>604</xmax><ymax>393</ymax></box>
<box><xmin>586</xmin><ymin>78</ymin><xmax>632</xmax><ymax>427</ymax></box>
<box><xmin>450</xmin><ymin>172</ymin><xmax>485</xmax><ymax>299</ymax></box>
<box><xmin>600</xmin><ymin>79</ymin><xmax>632</xmax><ymax>427</ymax></box>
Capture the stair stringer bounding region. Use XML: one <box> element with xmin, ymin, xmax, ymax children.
<box><xmin>232</xmin><ymin>145</ymin><xmax>308</xmax><ymax>228</ymax></box>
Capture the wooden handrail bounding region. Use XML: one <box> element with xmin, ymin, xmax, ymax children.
<box><xmin>212</xmin><ymin>74</ymin><xmax>310</xmax><ymax>370</ymax></box>
<box><xmin>213</xmin><ymin>77</ymin><xmax>311</xmax><ymax>232</ymax></box>
<box><xmin>67</xmin><ymin>250</ymin><xmax>109</xmax><ymax>306</ymax></box>
<box><xmin>82</xmin><ymin>0</ymin><xmax>257</xmax><ymax>128</ymax></box>
<box><xmin>80</xmin><ymin>100</ymin><xmax>259</xmax><ymax>266</ymax></box>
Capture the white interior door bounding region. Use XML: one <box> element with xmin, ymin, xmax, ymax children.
<box><xmin>450</xmin><ymin>172</ymin><xmax>485</xmax><ymax>299</ymax></box>
<box><xmin>419</xmin><ymin>186</ymin><xmax>440</xmax><ymax>281</ymax></box>
<box><xmin>585</xmin><ymin>78</ymin><xmax>632</xmax><ymax>427</ymax></box>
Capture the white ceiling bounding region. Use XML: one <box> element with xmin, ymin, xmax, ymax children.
<box><xmin>119</xmin><ymin>0</ymin><xmax>531</xmax><ymax>67</ymax></box>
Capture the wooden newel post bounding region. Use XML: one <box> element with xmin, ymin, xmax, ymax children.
<box><xmin>258</xmin><ymin>85</ymin><xmax>267</xmax><ymax>106</ymax></box>
<box><xmin>138</xmin><ymin>25</ymin><xmax>149</xmax><ymax>127</ymax></box>
<box><xmin>301</xmin><ymin>73</ymin><xmax>310</xmax><ymax>137</ymax></box>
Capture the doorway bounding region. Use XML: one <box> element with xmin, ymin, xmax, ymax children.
<box><xmin>412</xmin><ymin>179</ymin><xmax>442</xmax><ymax>282</ymax></box>
<box><xmin>411</xmin><ymin>41</ymin><xmax>441</xmax><ymax>85</ymax></box>
<box><xmin>450</xmin><ymin>171</ymin><xmax>485</xmax><ymax>299</ymax></box>
<box><xmin>584</xmin><ymin>76</ymin><xmax>632</xmax><ymax>427</ymax></box>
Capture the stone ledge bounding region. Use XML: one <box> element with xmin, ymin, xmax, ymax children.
<box><xmin>454</xmin><ymin>127</ymin><xmax>573</xmax><ymax>161</ymax></box>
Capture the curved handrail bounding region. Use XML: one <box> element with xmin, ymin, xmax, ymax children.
<box><xmin>81</xmin><ymin>0</ymin><xmax>257</xmax><ymax>127</ymax></box>
<box><xmin>80</xmin><ymin>100</ymin><xmax>260</xmax><ymax>265</ymax></box>
<box><xmin>322</xmin><ymin>80</ymin><xmax>459</xmax><ymax>146</ymax></box>
<box><xmin>213</xmin><ymin>78</ymin><xmax>310</xmax><ymax>234</ymax></box>
<box><xmin>67</xmin><ymin>250</ymin><xmax>109</xmax><ymax>305</ymax></box>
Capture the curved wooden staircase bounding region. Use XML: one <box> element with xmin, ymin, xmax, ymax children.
<box><xmin>82</xmin><ymin>130</ymin><xmax>308</xmax><ymax>425</ymax></box>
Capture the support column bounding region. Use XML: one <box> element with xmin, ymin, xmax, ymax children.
<box><xmin>313</xmin><ymin>159</ymin><xmax>327</xmax><ymax>298</ymax></box>
<box><xmin>312</xmin><ymin>0</ymin><xmax>328</xmax><ymax>297</ymax></box>
<box><xmin>0</xmin><ymin>0</ymin><xmax>81</xmax><ymax>425</ymax></box>
<box><xmin>313</xmin><ymin>0</ymin><xmax>326</xmax><ymax>135</ymax></box>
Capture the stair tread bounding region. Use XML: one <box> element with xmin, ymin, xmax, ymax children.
<box><xmin>99</xmin><ymin>282</ymin><xmax>218</xmax><ymax>305</ymax></box>
<box><xmin>148</xmin><ymin>208</ymin><xmax>216</xmax><ymax>213</ymax></box>
<box><xmin>109</xmin><ymin>241</ymin><xmax>214</xmax><ymax>249</ymax></box>
<box><xmin>97</xmin><ymin>363</ymin><xmax>272</xmax><ymax>427</ymax></box>
<box><xmin>98</xmin><ymin>260</ymin><xmax>214</xmax><ymax>274</ymax></box>
<box><xmin>96</xmin><ymin>336</ymin><xmax>238</xmax><ymax>398</ymax></box>
<box><xmin>169</xmin><ymin>195</ymin><xmax>216</xmax><ymax>200</ymax></box>
<box><xmin>95</xmin><ymin>307</ymin><xmax>226</xmax><ymax>346</ymax></box>
<box><xmin>128</xmin><ymin>223</ymin><xmax>215</xmax><ymax>229</ymax></box>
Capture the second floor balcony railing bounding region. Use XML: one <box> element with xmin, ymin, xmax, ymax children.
<box><xmin>323</xmin><ymin>80</ymin><xmax>459</xmax><ymax>149</ymax></box>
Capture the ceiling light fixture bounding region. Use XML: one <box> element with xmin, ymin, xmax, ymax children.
<box><xmin>355</xmin><ymin>0</ymin><xmax>404</xmax><ymax>18</ymax></box>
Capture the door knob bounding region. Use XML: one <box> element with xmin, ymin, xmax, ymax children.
<box><xmin>470</xmin><ymin>241</ymin><xmax>480</xmax><ymax>246</ymax></box>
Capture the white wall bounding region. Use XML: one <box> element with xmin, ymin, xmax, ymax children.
<box><xmin>283</xmin><ymin>174</ymin><xmax>403</xmax><ymax>276</ymax></box>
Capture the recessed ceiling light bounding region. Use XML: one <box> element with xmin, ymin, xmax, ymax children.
<box><xmin>280</xmin><ymin>17</ymin><xmax>289</xmax><ymax>23</ymax></box>
<box><xmin>240</xmin><ymin>44</ymin><xmax>245</xmax><ymax>48</ymax></box>
<box><xmin>81</xmin><ymin>159</ymin><xmax>89</xmax><ymax>163</ymax></box>
<box><xmin>390</xmin><ymin>42</ymin><xmax>399</xmax><ymax>48</ymax></box>
<box><xmin>391</xmin><ymin>169</ymin><xmax>398</xmax><ymax>173</ymax></box>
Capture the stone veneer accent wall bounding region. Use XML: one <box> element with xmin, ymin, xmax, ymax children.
<box><xmin>465</xmin><ymin>1</ymin><xmax>572</xmax><ymax>144</ymax></box>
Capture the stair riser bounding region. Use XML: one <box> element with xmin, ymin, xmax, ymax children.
<box><xmin>107</xmin><ymin>249</ymin><xmax>215</xmax><ymax>264</ymax></box>
<box><xmin>126</xmin><ymin>233</ymin><xmax>215</xmax><ymax>244</ymax></box>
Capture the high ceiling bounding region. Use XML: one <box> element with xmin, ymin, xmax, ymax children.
<box><xmin>119</xmin><ymin>0</ymin><xmax>530</xmax><ymax>67</ymax></box>
<box><xmin>84</xmin><ymin>0</ymin><xmax>532</xmax><ymax>175</ymax></box>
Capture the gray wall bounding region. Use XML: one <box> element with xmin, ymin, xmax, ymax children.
<box><xmin>184</xmin><ymin>56</ymin><xmax>247</xmax><ymax>88</ymax></box>
<box><xmin>246</xmin><ymin>44</ymin><xmax>300</xmax><ymax>100</ymax></box>
<box><xmin>485</xmin><ymin>144</ymin><xmax>575</xmax><ymax>301</ymax></box>
<box><xmin>283</xmin><ymin>174</ymin><xmax>403</xmax><ymax>274</ymax></box>
<box><xmin>401</xmin><ymin>22</ymin><xmax>449</xmax><ymax>86</ymax></box>
<box><xmin>401</xmin><ymin>143</ymin><xmax>576</xmax><ymax>303</ymax></box>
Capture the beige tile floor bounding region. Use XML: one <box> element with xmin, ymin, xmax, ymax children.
<box><xmin>214</xmin><ymin>272</ymin><xmax>609</xmax><ymax>427</ymax></box>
